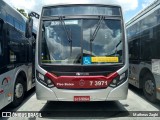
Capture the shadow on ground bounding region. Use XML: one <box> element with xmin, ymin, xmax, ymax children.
<box><xmin>40</xmin><ymin>101</ymin><xmax>129</xmax><ymax>119</ymax></box>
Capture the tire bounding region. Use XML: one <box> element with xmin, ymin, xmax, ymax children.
<box><xmin>10</xmin><ymin>76</ymin><xmax>25</xmax><ymax>107</ymax></box>
<box><xmin>142</xmin><ymin>74</ymin><xmax>157</xmax><ymax>103</ymax></box>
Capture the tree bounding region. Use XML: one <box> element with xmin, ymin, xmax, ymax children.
<box><xmin>17</xmin><ymin>8</ymin><xmax>28</xmax><ymax>18</ymax></box>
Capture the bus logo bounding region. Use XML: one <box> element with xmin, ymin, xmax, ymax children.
<box><xmin>76</xmin><ymin>73</ymin><xmax>81</xmax><ymax>76</ymax></box>
<box><xmin>76</xmin><ymin>72</ymin><xmax>89</xmax><ymax>76</ymax></box>
<box><xmin>79</xmin><ymin>79</ymin><xmax>85</xmax><ymax>86</ymax></box>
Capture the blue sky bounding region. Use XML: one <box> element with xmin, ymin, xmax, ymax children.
<box><xmin>125</xmin><ymin>0</ymin><xmax>154</xmax><ymax>22</ymax></box>
<box><xmin>4</xmin><ymin>0</ymin><xmax>155</xmax><ymax>24</ymax></box>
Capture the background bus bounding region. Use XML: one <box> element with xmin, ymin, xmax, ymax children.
<box><xmin>126</xmin><ymin>0</ymin><xmax>160</xmax><ymax>102</ymax></box>
<box><xmin>0</xmin><ymin>0</ymin><xmax>36</xmax><ymax>109</ymax></box>
<box><xmin>35</xmin><ymin>3</ymin><xmax>128</xmax><ymax>102</ymax></box>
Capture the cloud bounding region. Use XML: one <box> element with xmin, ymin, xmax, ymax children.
<box><xmin>5</xmin><ymin>0</ymin><xmax>36</xmax><ymax>12</ymax></box>
<box><xmin>110</xmin><ymin>0</ymin><xmax>138</xmax><ymax>12</ymax></box>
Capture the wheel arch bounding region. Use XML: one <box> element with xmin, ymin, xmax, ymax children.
<box><xmin>139</xmin><ymin>67</ymin><xmax>154</xmax><ymax>88</ymax></box>
<box><xmin>14</xmin><ymin>70</ymin><xmax>27</xmax><ymax>93</ymax></box>
<box><xmin>10</xmin><ymin>70</ymin><xmax>27</xmax><ymax>107</ymax></box>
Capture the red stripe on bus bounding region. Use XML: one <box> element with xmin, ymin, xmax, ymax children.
<box><xmin>45</xmin><ymin>72</ymin><xmax>118</xmax><ymax>89</ymax></box>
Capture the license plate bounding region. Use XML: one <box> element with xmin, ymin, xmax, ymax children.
<box><xmin>74</xmin><ymin>96</ymin><xmax>90</xmax><ymax>102</ymax></box>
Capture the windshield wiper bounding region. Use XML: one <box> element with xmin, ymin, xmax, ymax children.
<box><xmin>90</xmin><ymin>16</ymin><xmax>105</xmax><ymax>42</ymax></box>
<box><xmin>116</xmin><ymin>40</ymin><xmax>122</xmax><ymax>48</ymax></box>
<box><xmin>90</xmin><ymin>16</ymin><xmax>105</xmax><ymax>54</ymax></box>
<box><xmin>115</xmin><ymin>40</ymin><xmax>122</xmax><ymax>55</ymax></box>
<box><xmin>59</xmin><ymin>16</ymin><xmax>72</xmax><ymax>56</ymax></box>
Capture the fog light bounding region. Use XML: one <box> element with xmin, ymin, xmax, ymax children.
<box><xmin>113</xmin><ymin>79</ymin><xmax>117</xmax><ymax>84</ymax></box>
<box><xmin>112</xmin><ymin>79</ymin><xmax>117</xmax><ymax>84</ymax></box>
<box><xmin>109</xmin><ymin>79</ymin><xmax>117</xmax><ymax>87</ymax></box>
<box><xmin>46</xmin><ymin>79</ymin><xmax>52</xmax><ymax>84</ymax></box>
<box><xmin>46</xmin><ymin>79</ymin><xmax>54</xmax><ymax>88</ymax></box>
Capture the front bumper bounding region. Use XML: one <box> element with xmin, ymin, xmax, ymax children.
<box><xmin>36</xmin><ymin>79</ymin><xmax>128</xmax><ymax>101</ymax></box>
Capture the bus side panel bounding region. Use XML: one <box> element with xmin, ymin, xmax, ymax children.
<box><xmin>13</xmin><ymin>65</ymin><xmax>33</xmax><ymax>93</ymax></box>
<box><xmin>0</xmin><ymin>69</ymin><xmax>14</xmax><ymax>110</ymax></box>
<box><xmin>153</xmin><ymin>74</ymin><xmax>160</xmax><ymax>100</ymax></box>
<box><xmin>0</xmin><ymin>64</ymin><xmax>34</xmax><ymax>110</ymax></box>
<box><xmin>129</xmin><ymin>62</ymin><xmax>152</xmax><ymax>88</ymax></box>
<box><xmin>129</xmin><ymin>63</ymin><xmax>141</xmax><ymax>88</ymax></box>
<box><xmin>26</xmin><ymin>63</ymin><xmax>35</xmax><ymax>91</ymax></box>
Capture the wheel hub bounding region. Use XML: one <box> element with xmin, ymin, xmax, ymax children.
<box><xmin>145</xmin><ymin>80</ymin><xmax>154</xmax><ymax>95</ymax></box>
<box><xmin>15</xmin><ymin>83</ymin><xmax>24</xmax><ymax>98</ymax></box>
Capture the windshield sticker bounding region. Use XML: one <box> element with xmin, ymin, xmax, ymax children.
<box><xmin>83</xmin><ymin>57</ymin><xmax>91</xmax><ymax>65</ymax></box>
<box><xmin>91</xmin><ymin>57</ymin><xmax>119</xmax><ymax>63</ymax></box>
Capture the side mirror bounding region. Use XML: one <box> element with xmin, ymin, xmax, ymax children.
<box><xmin>25</xmin><ymin>12</ymin><xmax>39</xmax><ymax>38</ymax></box>
<box><xmin>25</xmin><ymin>18</ymin><xmax>33</xmax><ymax>38</ymax></box>
<box><xmin>28</xmin><ymin>12</ymin><xmax>40</xmax><ymax>19</ymax></box>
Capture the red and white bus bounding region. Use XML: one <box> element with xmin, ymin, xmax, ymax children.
<box><xmin>35</xmin><ymin>3</ymin><xmax>128</xmax><ymax>102</ymax></box>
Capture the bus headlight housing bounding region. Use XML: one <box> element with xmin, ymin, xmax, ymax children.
<box><xmin>109</xmin><ymin>70</ymin><xmax>128</xmax><ymax>88</ymax></box>
<box><xmin>36</xmin><ymin>71</ymin><xmax>55</xmax><ymax>88</ymax></box>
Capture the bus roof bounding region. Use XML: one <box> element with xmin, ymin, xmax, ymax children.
<box><xmin>0</xmin><ymin>0</ymin><xmax>27</xmax><ymax>22</ymax></box>
<box><xmin>0</xmin><ymin>0</ymin><xmax>37</xmax><ymax>33</ymax></box>
<box><xmin>42</xmin><ymin>3</ymin><xmax>121</xmax><ymax>8</ymax></box>
<box><xmin>126</xmin><ymin>0</ymin><xmax>159</xmax><ymax>27</ymax></box>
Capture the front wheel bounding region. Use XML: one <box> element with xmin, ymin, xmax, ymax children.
<box><xmin>10</xmin><ymin>76</ymin><xmax>25</xmax><ymax>107</ymax></box>
<box><xmin>143</xmin><ymin>74</ymin><xmax>157</xmax><ymax>103</ymax></box>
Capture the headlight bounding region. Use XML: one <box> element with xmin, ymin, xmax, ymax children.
<box><xmin>109</xmin><ymin>70</ymin><xmax>128</xmax><ymax>88</ymax></box>
<box><xmin>36</xmin><ymin>71</ymin><xmax>55</xmax><ymax>88</ymax></box>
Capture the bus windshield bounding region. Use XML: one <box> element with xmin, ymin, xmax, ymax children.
<box><xmin>41</xmin><ymin>18</ymin><xmax>123</xmax><ymax>65</ymax></box>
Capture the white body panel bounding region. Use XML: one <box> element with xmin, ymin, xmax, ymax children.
<box><xmin>36</xmin><ymin>78</ymin><xmax>128</xmax><ymax>101</ymax></box>
<box><xmin>0</xmin><ymin>65</ymin><xmax>34</xmax><ymax>110</ymax></box>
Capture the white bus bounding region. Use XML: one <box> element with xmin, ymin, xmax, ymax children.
<box><xmin>35</xmin><ymin>3</ymin><xmax>128</xmax><ymax>102</ymax></box>
<box><xmin>126</xmin><ymin>0</ymin><xmax>160</xmax><ymax>102</ymax></box>
<box><xmin>0</xmin><ymin>0</ymin><xmax>36</xmax><ymax>109</ymax></box>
